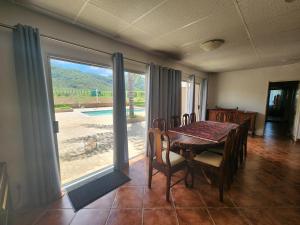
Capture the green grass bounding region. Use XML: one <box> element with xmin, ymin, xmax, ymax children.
<box><xmin>54</xmin><ymin>104</ymin><xmax>72</xmax><ymax>110</ymax></box>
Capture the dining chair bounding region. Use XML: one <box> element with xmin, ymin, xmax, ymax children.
<box><xmin>206</xmin><ymin>126</ymin><xmax>243</xmax><ymax>182</ymax></box>
<box><xmin>193</xmin><ymin>129</ymin><xmax>236</xmax><ymax>202</ymax></box>
<box><xmin>182</xmin><ymin>113</ymin><xmax>190</xmax><ymax>126</ymax></box>
<box><xmin>189</xmin><ymin>112</ymin><xmax>196</xmax><ymax>123</ymax></box>
<box><xmin>240</xmin><ymin>119</ymin><xmax>251</xmax><ymax>163</ymax></box>
<box><xmin>148</xmin><ymin>128</ymin><xmax>193</xmax><ymax>201</ymax></box>
<box><xmin>152</xmin><ymin>118</ymin><xmax>166</xmax><ymax>131</ymax></box>
<box><xmin>171</xmin><ymin>115</ymin><xmax>181</xmax><ymax>128</ymax></box>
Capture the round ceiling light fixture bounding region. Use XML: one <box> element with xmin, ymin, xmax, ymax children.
<box><xmin>200</xmin><ymin>39</ymin><xmax>225</xmax><ymax>52</ymax></box>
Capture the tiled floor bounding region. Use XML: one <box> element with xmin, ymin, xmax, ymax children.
<box><xmin>13</xmin><ymin>135</ymin><xmax>300</xmax><ymax>225</ymax></box>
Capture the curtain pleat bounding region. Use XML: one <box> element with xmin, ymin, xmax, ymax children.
<box><xmin>200</xmin><ymin>79</ymin><xmax>208</xmax><ymax>121</ymax></box>
<box><xmin>147</xmin><ymin>63</ymin><xmax>182</xmax><ymax>130</ymax></box>
<box><xmin>187</xmin><ymin>75</ymin><xmax>196</xmax><ymax>114</ymax></box>
<box><xmin>112</xmin><ymin>52</ymin><xmax>129</xmax><ymax>170</ymax></box>
<box><xmin>13</xmin><ymin>24</ymin><xmax>61</xmax><ymax>207</ymax></box>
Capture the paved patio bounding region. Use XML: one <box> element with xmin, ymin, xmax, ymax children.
<box><xmin>55</xmin><ymin>108</ymin><xmax>146</xmax><ymax>184</ymax></box>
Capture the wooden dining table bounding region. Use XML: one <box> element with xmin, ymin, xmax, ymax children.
<box><xmin>167</xmin><ymin>120</ymin><xmax>239</xmax><ymax>152</ymax></box>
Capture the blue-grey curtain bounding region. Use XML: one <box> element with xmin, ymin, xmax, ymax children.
<box><xmin>147</xmin><ymin>63</ymin><xmax>182</xmax><ymax>130</ymax></box>
<box><xmin>112</xmin><ymin>53</ymin><xmax>129</xmax><ymax>170</ymax></box>
<box><xmin>187</xmin><ymin>75</ymin><xmax>195</xmax><ymax>114</ymax></box>
<box><xmin>200</xmin><ymin>79</ymin><xmax>208</xmax><ymax>121</ymax></box>
<box><xmin>13</xmin><ymin>24</ymin><xmax>61</xmax><ymax>207</ymax></box>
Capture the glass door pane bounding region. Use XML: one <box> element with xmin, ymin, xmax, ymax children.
<box><xmin>49</xmin><ymin>58</ymin><xmax>114</xmax><ymax>185</ymax></box>
<box><xmin>125</xmin><ymin>72</ymin><xmax>146</xmax><ymax>158</ymax></box>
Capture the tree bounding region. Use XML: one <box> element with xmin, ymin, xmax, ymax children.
<box><xmin>127</xmin><ymin>73</ymin><xmax>136</xmax><ymax>118</ymax></box>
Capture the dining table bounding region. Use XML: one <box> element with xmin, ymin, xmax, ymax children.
<box><xmin>167</xmin><ymin>120</ymin><xmax>239</xmax><ymax>153</ymax></box>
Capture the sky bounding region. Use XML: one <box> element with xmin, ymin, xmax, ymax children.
<box><xmin>50</xmin><ymin>58</ymin><xmax>113</xmax><ymax>76</ymax></box>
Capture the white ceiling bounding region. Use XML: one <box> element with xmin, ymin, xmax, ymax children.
<box><xmin>12</xmin><ymin>0</ymin><xmax>300</xmax><ymax>72</ymax></box>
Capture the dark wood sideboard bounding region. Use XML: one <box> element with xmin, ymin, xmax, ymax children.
<box><xmin>207</xmin><ymin>108</ymin><xmax>257</xmax><ymax>136</ymax></box>
<box><xmin>0</xmin><ymin>163</ymin><xmax>9</xmax><ymax>225</ymax></box>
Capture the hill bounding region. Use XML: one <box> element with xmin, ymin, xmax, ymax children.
<box><xmin>51</xmin><ymin>66</ymin><xmax>145</xmax><ymax>91</ymax></box>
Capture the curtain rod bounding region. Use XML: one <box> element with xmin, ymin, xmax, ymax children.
<box><xmin>0</xmin><ymin>22</ymin><xmax>149</xmax><ymax>66</ymax></box>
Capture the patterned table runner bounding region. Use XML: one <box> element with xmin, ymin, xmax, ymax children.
<box><xmin>169</xmin><ymin>121</ymin><xmax>238</xmax><ymax>143</ymax></box>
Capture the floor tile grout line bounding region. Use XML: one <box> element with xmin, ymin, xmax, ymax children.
<box><xmin>205</xmin><ymin>207</ymin><xmax>217</xmax><ymax>225</ymax></box>
<box><xmin>170</xmin><ymin>188</ymin><xmax>180</xmax><ymax>225</ymax></box>
<box><xmin>68</xmin><ymin>210</ymin><xmax>76</xmax><ymax>225</ymax></box>
<box><xmin>103</xmin><ymin>188</ymin><xmax>118</xmax><ymax>225</ymax></box>
<box><xmin>32</xmin><ymin>208</ymin><xmax>48</xmax><ymax>225</ymax></box>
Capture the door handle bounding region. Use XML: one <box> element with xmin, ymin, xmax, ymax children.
<box><xmin>53</xmin><ymin>121</ymin><xmax>59</xmax><ymax>133</ymax></box>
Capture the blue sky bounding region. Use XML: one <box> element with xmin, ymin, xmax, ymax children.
<box><xmin>50</xmin><ymin>58</ymin><xmax>112</xmax><ymax>76</ymax></box>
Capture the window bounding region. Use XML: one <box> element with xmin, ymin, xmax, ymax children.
<box><xmin>49</xmin><ymin>58</ymin><xmax>114</xmax><ymax>185</ymax></box>
<box><xmin>125</xmin><ymin>72</ymin><xmax>146</xmax><ymax>159</ymax></box>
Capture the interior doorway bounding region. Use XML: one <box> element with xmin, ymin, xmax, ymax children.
<box><xmin>264</xmin><ymin>81</ymin><xmax>299</xmax><ymax>139</ymax></box>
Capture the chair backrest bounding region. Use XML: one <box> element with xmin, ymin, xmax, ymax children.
<box><xmin>182</xmin><ymin>113</ymin><xmax>190</xmax><ymax>126</ymax></box>
<box><xmin>189</xmin><ymin>112</ymin><xmax>196</xmax><ymax>123</ymax></box>
<box><xmin>171</xmin><ymin>115</ymin><xmax>181</xmax><ymax>128</ymax></box>
<box><xmin>241</xmin><ymin>118</ymin><xmax>251</xmax><ymax>143</ymax></box>
<box><xmin>148</xmin><ymin>128</ymin><xmax>171</xmax><ymax>167</ymax></box>
<box><xmin>222</xmin><ymin>129</ymin><xmax>236</xmax><ymax>167</ymax></box>
<box><xmin>232</xmin><ymin>125</ymin><xmax>243</xmax><ymax>170</ymax></box>
<box><xmin>152</xmin><ymin>118</ymin><xmax>166</xmax><ymax>131</ymax></box>
<box><xmin>216</xmin><ymin>112</ymin><xmax>225</xmax><ymax>122</ymax></box>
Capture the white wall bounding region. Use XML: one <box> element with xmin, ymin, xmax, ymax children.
<box><xmin>207</xmin><ymin>63</ymin><xmax>300</xmax><ymax>136</ymax></box>
<box><xmin>0</xmin><ymin>1</ymin><xmax>207</xmax><ymax>209</ymax></box>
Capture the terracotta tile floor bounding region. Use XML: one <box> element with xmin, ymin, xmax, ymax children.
<box><xmin>12</xmin><ymin>136</ymin><xmax>300</xmax><ymax>225</ymax></box>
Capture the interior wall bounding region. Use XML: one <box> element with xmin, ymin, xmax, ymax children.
<box><xmin>207</xmin><ymin>63</ymin><xmax>300</xmax><ymax>136</ymax></box>
<box><xmin>0</xmin><ymin>1</ymin><xmax>207</xmax><ymax>209</ymax></box>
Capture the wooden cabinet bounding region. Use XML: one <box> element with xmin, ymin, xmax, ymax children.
<box><xmin>0</xmin><ymin>163</ymin><xmax>9</xmax><ymax>225</ymax></box>
<box><xmin>207</xmin><ymin>108</ymin><xmax>257</xmax><ymax>136</ymax></box>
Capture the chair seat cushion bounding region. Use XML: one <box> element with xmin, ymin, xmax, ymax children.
<box><xmin>194</xmin><ymin>151</ymin><xmax>223</xmax><ymax>167</ymax></box>
<box><xmin>207</xmin><ymin>147</ymin><xmax>224</xmax><ymax>155</ymax></box>
<box><xmin>156</xmin><ymin>150</ymin><xmax>185</xmax><ymax>166</ymax></box>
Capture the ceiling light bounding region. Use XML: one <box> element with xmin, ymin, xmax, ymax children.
<box><xmin>200</xmin><ymin>39</ymin><xmax>225</xmax><ymax>52</ymax></box>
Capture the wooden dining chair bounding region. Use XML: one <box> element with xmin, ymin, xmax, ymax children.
<box><xmin>189</xmin><ymin>112</ymin><xmax>196</xmax><ymax>124</ymax></box>
<box><xmin>206</xmin><ymin>126</ymin><xmax>243</xmax><ymax>182</ymax></box>
<box><xmin>182</xmin><ymin>113</ymin><xmax>190</xmax><ymax>126</ymax></box>
<box><xmin>193</xmin><ymin>129</ymin><xmax>236</xmax><ymax>201</ymax></box>
<box><xmin>240</xmin><ymin>119</ymin><xmax>251</xmax><ymax>163</ymax></box>
<box><xmin>148</xmin><ymin>128</ymin><xmax>193</xmax><ymax>201</ymax></box>
<box><xmin>152</xmin><ymin>118</ymin><xmax>166</xmax><ymax>131</ymax></box>
<box><xmin>171</xmin><ymin>115</ymin><xmax>181</xmax><ymax>128</ymax></box>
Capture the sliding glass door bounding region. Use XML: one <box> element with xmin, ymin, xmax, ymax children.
<box><xmin>49</xmin><ymin>58</ymin><xmax>114</xmax><ymax>185</ymax></box>
<box><xmin>125</xmin><ymin>72</ymin><xmax>146</xmax><ymax>159</ymax></box>
<box><xmin>181</xmin><ymin>81</ymin><xmax>201</xmax><ymax>120</ymax></box>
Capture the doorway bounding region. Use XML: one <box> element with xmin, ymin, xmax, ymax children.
<box><xmin>264</xmin><ymin>81</ymin><xmax>299</xmax><ymax>138</ymax></box>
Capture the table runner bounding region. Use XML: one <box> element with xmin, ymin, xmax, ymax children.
<box><xmin>168</xmin><ymin>121</ymin><xmax>238</xmax><ymax>143</ymax></box>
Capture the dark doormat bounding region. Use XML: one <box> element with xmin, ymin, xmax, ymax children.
<box><xmin>68</xmin><ymin>170</ymin><xmax>130</xmax><ymax>211</ymax></box>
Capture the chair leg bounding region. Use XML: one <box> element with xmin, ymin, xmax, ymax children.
<box><xmin>166</xmin><ymin>171</ymin><xmax>171</xmax><ymax>202</ymax></box>
<box><xmin>148</xmin><ymin>163</ymin><xmax>153</xmax><ymax>189</ymax></box>
<box><xmin>244</xmin><ymin>142</ymin><xmax>247</xmax><ymax>158</ymax></box>
<box><xmin>219</xmin><ymin>174</ymin><xmax>224</xmax><ymax>202</ymax></box>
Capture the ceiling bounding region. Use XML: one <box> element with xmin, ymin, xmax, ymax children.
<box><xmin>12</xmin><ymin>0</ymin><xmax>300</xmax><ymax>72</ymax></box>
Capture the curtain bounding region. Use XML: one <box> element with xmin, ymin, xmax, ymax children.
<box><xmin>112</xmin><ymin>52</ymin><xmax>129</xmax><ymax>170</ymax></box>
<box><xmin>200</xmin><ymin>79</ymin><xmax>208</xmax><ymax>121</ymax></box>
<box><xmin>147</xmin><ymin>63</ymin><xmax>182</xmax><ymax>130</ymax></box>
<box><xmin>13</xmin><ymin>24</ymin><xmax>61</xmax><ymax>207</ymax></box>
<box><xmin>187</xmin><ymin>75</ymin><xmax>195</xmax><ymax>114</ymax></box>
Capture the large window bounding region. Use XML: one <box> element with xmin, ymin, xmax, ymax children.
<box><xmin>125</xmin><ymin>72</ymin><xmax>146</xmax><ymax>159</ymax></box>
<box><xmin>50</xmin><ymin>58</ymin><xmax>115</xmax><ymax>185</ymax></box>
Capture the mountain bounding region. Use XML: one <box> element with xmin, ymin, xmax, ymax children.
<box><xmin>51</xmin><ymin>66</ymin><xmax>145</xmax><ymax>91</ymax></box>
